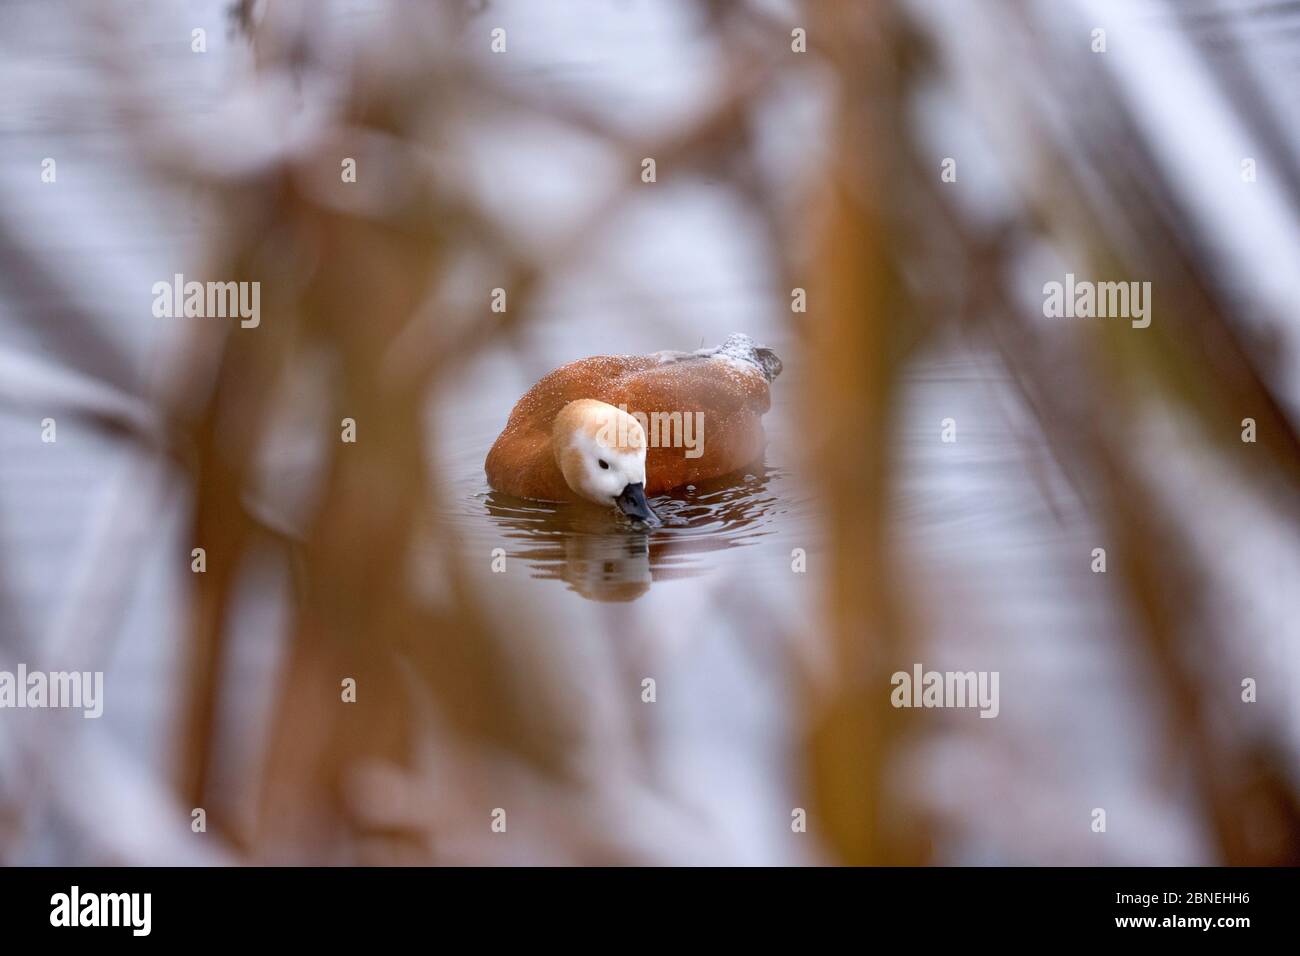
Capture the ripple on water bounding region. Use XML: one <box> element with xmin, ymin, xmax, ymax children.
<box><xmin>454</xmin><ymin>464</ymin><xmax>807</xmax><ymax>603</ymax></box>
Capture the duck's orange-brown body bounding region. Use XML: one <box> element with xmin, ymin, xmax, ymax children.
<box><xmin>486</xmin><ymin>341</ymin><xmax>780</xmax><ymax>500</ymax></box>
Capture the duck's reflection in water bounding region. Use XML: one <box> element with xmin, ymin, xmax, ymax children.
<box><xmin>481</xmin><ymin>466</ymin><xmax>784</xmax><ymax>602</ymax></box>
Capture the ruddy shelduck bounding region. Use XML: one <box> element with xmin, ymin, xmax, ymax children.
<box><xmin>485</xmin><ymin>333</ymin><xmax>782</xmax><ymax>524</ymax></box>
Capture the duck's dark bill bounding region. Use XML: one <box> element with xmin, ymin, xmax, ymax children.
<box><xmin>615</xmin><ymin>482</ymin><xmax>658</xmax><ymax>525</ymax></box>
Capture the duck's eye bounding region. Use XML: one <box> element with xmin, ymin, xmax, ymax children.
<box><xmin>598</xmin><ymin>459</ymin><xmax>610</xmax><ymax>470</ymax></box>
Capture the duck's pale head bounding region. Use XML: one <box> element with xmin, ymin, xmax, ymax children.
<box><xmin>553</xmin><ymin>399</ymin><xmax>657</xmax><ymax>525</ymax></box>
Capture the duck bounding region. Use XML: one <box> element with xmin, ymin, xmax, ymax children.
<box><xmin>485</xmin><ymin>333</ymin><xmax>782</xmax><ymax>525</ymax></box>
